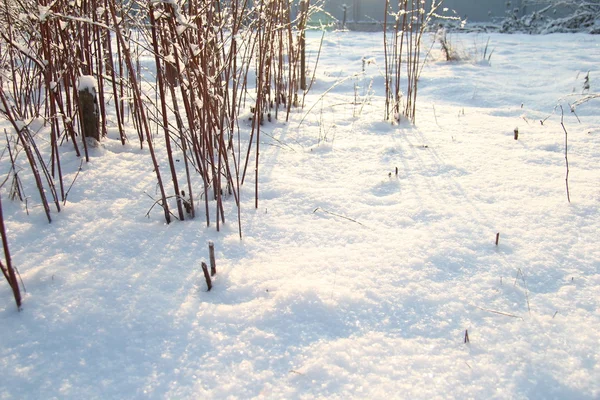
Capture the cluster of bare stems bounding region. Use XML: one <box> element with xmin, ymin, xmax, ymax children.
<box><xmin>144</xmin><ymin>0</ymin><xmax>311</xmax><ymax>233</ymax></box>
<box><xmin>383</xmin><ymin>0</ymin><xmax>458</xmax><ymax>124</ymax></box>
<box><xmin>0</xmin><ymin>0</ymin><xmax>314</xmax><ymax>308</ymax></box>
<box><xmin>0</xmin><ymin>0</ymin><xmax>312</xmax><ymax>231</ymax></box>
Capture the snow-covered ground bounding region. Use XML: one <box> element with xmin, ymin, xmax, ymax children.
<box><xmin>1</xmin><ymin>31</ymin><xmax>599</xmax><ymax>399</ymax></box>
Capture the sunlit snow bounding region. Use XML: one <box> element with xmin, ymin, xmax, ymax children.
<box><xmin>1</xmin><ymin>31</ymin><xmax>599</xmax><ymax>399</ymax></box>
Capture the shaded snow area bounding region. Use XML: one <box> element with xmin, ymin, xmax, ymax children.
<box><xmin>1</xmin><ymin>32</ymin><xmax>600</xmax><ymax>399</ymax></box>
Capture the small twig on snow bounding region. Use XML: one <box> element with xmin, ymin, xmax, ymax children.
<box><xmin>63</xmin><ymin>159</ymin><xmax>84</xmax><ymax>205</ymax></box>
<box><xmin>472</xmin><ymin>304</ymin><xmax>523</xmax><ymax>320</ymax></box>
<box><xmin>313</xmin><ymin>207</ymin><xmax>365</xmax><ymax>226</ymax></box>
<box><xmin>144</xmin><ymin>192</ymin><xmax>180</xmax><ymax>221</ymax></box>
<box><xmin>514</xmin><ymin>268</ymin><xmax>531</xmax><ymax>314</ymax></box>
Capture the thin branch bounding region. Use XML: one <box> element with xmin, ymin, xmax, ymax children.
<box><xmin>472</xmin><ymin>304</ymin><xmax>523</xmax><ymax>320</ymax></box>
<box><xmin>63</xmin><ymin>159</ymin><xmax>84</xmax><ymax>205</ymax></box>
<box><xmin>298</xmin><ymin>73</ymin><xmax>361</xmax><ymax>127</ymax></box>
<box><xmin>313</xmin><ymin>207</ymin><xmax>365</xmax><ymax>226</ymax></box>
<box><xmin>144</xmin><ymin>192</ymin><xmax>180</xmax><ymax>221</ymax></box>
<box><xmin>0</xmin><ymin>32</ymin><xmax>46</xmax><ymax>70</ymax></box>
<box><xmin>514</xmin><ymin>268</ymin><xmax>531</xmax><ymax>314</ymax></box>
<box><xmin>559</xmin><ymin>105</ymin><xmax>571</xmax><ymax>203</ymax></box>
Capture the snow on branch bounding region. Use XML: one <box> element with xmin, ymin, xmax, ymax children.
<box><xmin>0</xmin><ymin>32</ymin><xmax>46</xmax><ymax>70</ymax></box>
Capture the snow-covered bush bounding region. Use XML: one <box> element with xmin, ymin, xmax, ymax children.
<box><xmin>501</xmin><ymin>0</ymin><xmax>600</xmax><ymax>33</ymax></box>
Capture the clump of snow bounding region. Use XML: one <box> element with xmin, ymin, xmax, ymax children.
<box><xmin>77</xmin><ymin>75</ymin><xmax>96</xmax><ymax>92</ymax></box>
<box><xmin>36</xmin><ymin>4</ymin><xmax>52</xmax><ymax>22</ymax></box>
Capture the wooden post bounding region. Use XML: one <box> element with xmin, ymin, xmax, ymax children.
<box><xmin>78</xmin><ymin>76</ymin><xmax>100</xmax><ymax>142</ymax></box>
<box><xmin>208</xmin><ymin>241</ymin><xmax>216</xmax><ymax>276</ymax></box>
<box><xmin>495</xmin><ymin>232</ymin><xmax>500</xmax><ymax>246</ymax></box>
<box><xmin>514</xmin><ymin>127</ymin><xmax>519</xmax><ymax>140</ymax></box>
<box><xmin>201</xmin><ymin>262</ymin><xmax>212</xmax><ymax>291</ymax></box>
<box><xmin>342</xmin><ymin>5</ymin><xmax>347</xmax><ymax>29</ymax></box>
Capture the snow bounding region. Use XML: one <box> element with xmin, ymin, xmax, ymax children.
<box><xmin>1</xmin><ymin>31</ymin><xmax>600</xmax><ymax>399</ymax></box>
<box><xmin>77</xmin><ymin>75</ymin><xmax>96</xmax><ymax>93</ymax></box>
<box><xmin>37</xmin><ymin>5</ymin><xmax>52</xmax><ymax>22</ymax></box>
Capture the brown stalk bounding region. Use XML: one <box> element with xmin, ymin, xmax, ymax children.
<box><xmin>149</xmin><ymin>3</ymin><xmax>185</xmax><ymax>221</ymax></box>
<box><xmin>108</xmin><ymin>0</ymin><xmax>171</xmax><ymax>224</ymax></box>
<box><xmin>0</xmin><ymin>194</ymin><xmax>21</xmax><ymax>310</ymax></box>
<box><xmin>0</xmin><ymin>89</ymin><xmax>52</xmax><ymax>222</ymax></box>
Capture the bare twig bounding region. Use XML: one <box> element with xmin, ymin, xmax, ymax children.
<box><xmin>559</xmin><ymin>106</ymin><xmax>571</xmax><ymax>203</ymax></box>
<box><xmin>313</xmin><ymin>207</ymin><xmax>365</xmax><ymax>226</ymax></box>
<box><xmin>63</xmin><ymin>159</ymin><xmax>84</xmax><ymax>205</ymax></box>
<box><xmin>472</xmin><ymin>304</ymin><xmax>523</xmax><ymax>320</ymax></box>
<box><xmin>144</xmin><ymin>192</ymin><xmax>180</xmax><ymax>221</ymax></box>
<box><xmin>514</xmin><ymin>268</ymin><xmax>531</xmax><ymax>314</ymax></box>
<box><xmin>298</xmin><ymin>74</ymin><xmax>360</xmax><ymax>127</ymax></box>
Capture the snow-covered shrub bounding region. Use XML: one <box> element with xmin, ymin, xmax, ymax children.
<box><xmin>501</xmin><ymin>0</ymin><xmax>600</xmax><ymax>34</ymax></box>
<box><xmin>434</xmin><ymin>28</ymin><xmax>493</xmax><ymax>65</ymax></box>
<box><xmin>438</xmin><ymin>28</ymin><xmax>459</xmax><ymax>61</ymax></box>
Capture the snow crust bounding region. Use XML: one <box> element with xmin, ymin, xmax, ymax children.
<box><xmin>1</xmin><ymin>32</ymin><xmax>599</xmax><ymax>399</ymax></box>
